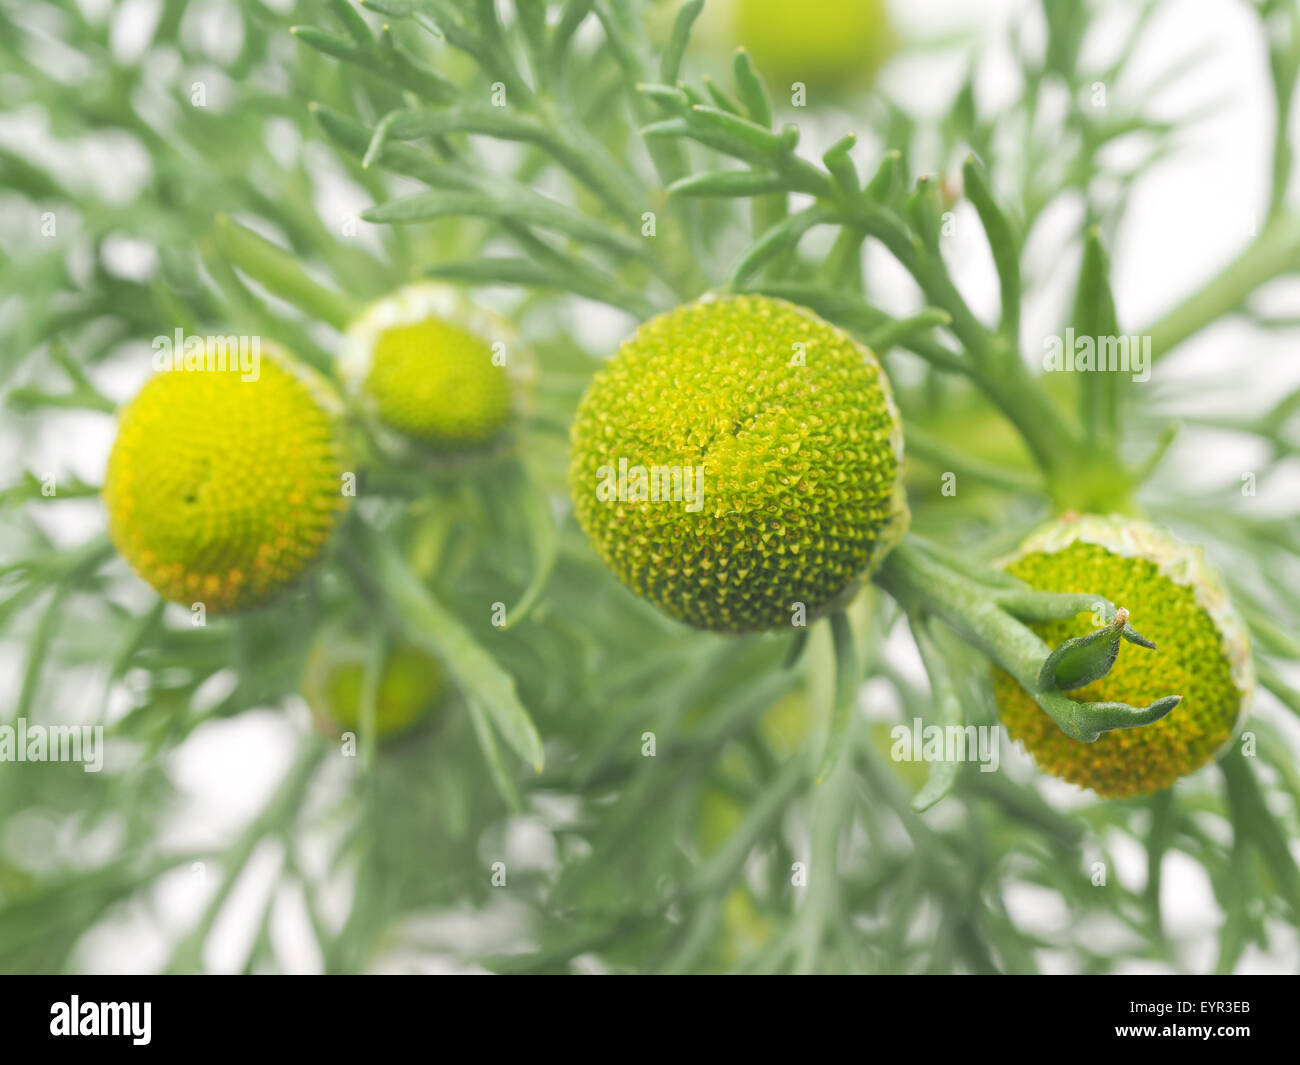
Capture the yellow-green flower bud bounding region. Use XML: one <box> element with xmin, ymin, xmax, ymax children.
<box><xmin>339</xmin><ymin>284</ymin><xmax>511</xmax><ymax>452</ymax></box>
<box><xmin>303</xmin><ymin>639</ymin><xmax>444</xmax><ymax>739</ymax></box>
<box><xmin>993</xmin><ymin>514</ymin><xmax>1253</xmax><ymax>797</ymax></box>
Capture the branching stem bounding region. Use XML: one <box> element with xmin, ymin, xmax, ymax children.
<box><xmin>874</xmin><ymin>539</ymin><xmax>1179</xmax><ymax>742</ymax></box>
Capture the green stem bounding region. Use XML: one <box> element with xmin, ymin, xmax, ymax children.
<box><xmin>910</xmin><ymin>620</ymin><xmax>965</xmax><ymax>812</ymax></box>
<box><xmin>689</xmin><ymin>754</ymin><xmax>809</xmax><ymax>898</ymax></box>
<box><xmin>6</xmin><ymin>387</ymin><xmax>117</xmax><ymax>414</ymax></box>
<box><xmin>874</xmin><ymin>539</ymin><xmax>1178</xmax><ymax>741</ymax></box>
<box><xmin>796</xmin><ymin>724</ymin><xmax>857</xmax><ymax>973</ymax></box>
<box><xmin>342</xmin><ymin>519</ymin><xmax>545</xmax><ymax>772</ymax></box>
<box><xmin>904</xmin><ymin>425</ymin><xmax>1046</xmax><ymax>495</ymax></box>
<box><xmin>875</xmin><ymin>539</ymin><xmax>1047</xmax><ymax>692</ymax></box>
<box><xmin>213</xmin><ymin>214</ymin><xmax>359</xmax><ymax>332</ymax></box>
<box><xmin>1143</xmin><ymin>211</ymin><xmax>1300</xmax><ymax>363</ymax></box>
<box><xmin>976</xmin><ymin>360</ymin><xmax>1080</xmax><ymax>481</ymax></box>
<box><xmin>1220</xmin><ymin>749</ymin><xmax>1300</xmax><ymax>919</ymax></box>
<box><xmin>166</xmin><ymin>737</ymin><xmax>328</xmax><ymax>973</ymax></box>
<box><xmin>815</xmin><ymin>611</ymin><xmax>858</xmax><ymax>783</ymax></box>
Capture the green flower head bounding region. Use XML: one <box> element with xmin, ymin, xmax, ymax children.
<box><xmin>303</xmin><ymin>638</ymin><xmax>444</xmax><ymax>740</ymax></box>
<box><xmin>103</xmin><ymin>343</ymin><xmax>348</xmax><ymax>612</ymax></box>
<box><xmin>993</xmin><ymin>514</ymin><xmax>1253</xmax><ymax>797</ymax></box>
<box><xmin>568</xmin><ymin>294</ymin><xmax>908</xmax><ymax>633</ymax></box>
<box><xmin>340</xmin><ymin>284</ymin><xmax>513</xmax><ymax>452</ymax></box>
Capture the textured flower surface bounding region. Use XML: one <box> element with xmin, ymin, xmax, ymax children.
<box><xmin>993</xmin><ymin>515</ymin><xmax>1253</xmax><ymax>798</ymax></box>
<box><xmin>102</xmin><ymin>349</ymin><xmax>348</xmax><ymax>612</ymax></box>
<box><xmin>340</xmin><ymin>285</ymin><xmax>511</xmax><ymax>451</ymax></box>
<box><xmin>568</xmin><ymin>295</ymin><xmax>908</xmax><ymax>633</ymax></box>
<box><xmin>304</xmin><ymin>641</ymin><xmax>443</xmax><ymax>738</ymax></box>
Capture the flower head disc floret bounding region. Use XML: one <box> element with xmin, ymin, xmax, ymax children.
<box><xmin>993</xmin><ymin>514</ymin><xmax>1253</xmax><ymax>797</ymax></box>
<box><xmin>339</xmin><ymin>284</ymin><xmax>512</xmax><ymax>452</ymax></box>
<box><xmin>103</xmin><ymin>345</ymin><xmax>349</xmax><ymax>612</ymax></box>
<box><xmin>568</xmin><ymin>295</ymin><xmax>908</xmax><ymax>633</ymax></box>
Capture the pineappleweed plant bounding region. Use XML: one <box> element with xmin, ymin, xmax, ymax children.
<box><xmin>0</xmin><ymin>0</ymin><xmax>1298</xmax><ymax>974</ymax></box>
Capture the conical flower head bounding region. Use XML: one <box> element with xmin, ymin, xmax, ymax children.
<box><xmin>993</xmin><ymin>514</ymin><xmax>1253</xmax><ymax>797</ymax></box>
<box><xmin>339</xmin><ymin>284</ymin><xmax>512</xmax><ymax>452</ymax></box>
<box><xmin>103</xmin><ymin>343</ymin><xmax>348</xmax><ymax>612</ymax></box>
<box><xmin>568</xmin><ymin>295</ymin><xmax>908</xmax><ymax>633</ymax></box>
